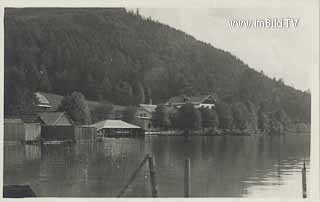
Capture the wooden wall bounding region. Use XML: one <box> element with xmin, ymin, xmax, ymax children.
<box><xmin>41</xmin><ymin>125</ymin><xmax>75</xmax><ymax>141</ymax></box>
<box><xmin>24</xmin><ymin>123</ymin><xmax>41</xmax><ymax>141</ymax></box>
<box><xmin>75</xmin><ymin>126</ymin><xmax>96</xmax><ymax>141</ymax></box>
<box><xmin>5</xmin><ymin>124</ymin><xmax>97</xmax><ymax>142</ymax></box>
<box><xmin>4</xmin><ymin>123</ymin><xmax>25</xmax><ymax>142</ymax></box>
<box><xmin>41</xmin><ymin>125</ymin><xmax>96</xmax><ymax>142</ymax></box>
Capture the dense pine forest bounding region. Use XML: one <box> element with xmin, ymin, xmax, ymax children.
<box><xmin>4</xmin><ymin>8</ymin><xmax>310</xmax><ymax>126</ymax></box>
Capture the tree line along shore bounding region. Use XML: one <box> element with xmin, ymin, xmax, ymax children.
<box><xmin>56</xmin><ymin>92</ymin><xmax>311</xmax><ymax>136</ymax></box>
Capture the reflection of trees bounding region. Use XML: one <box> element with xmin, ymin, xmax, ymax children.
<box><xmin>25</xmin><ymin>145</ymin><xmax>41</xmax><ymax>161</ymax></box>
<box><xmin>87</xmin><ymin>139</ymin><xmax>146</xmax><ymax>196</ymax></box>
<box><xmin>4</xmin><ymin>145</ymin><xmax>25</xmax><ymax>185</ymax></box>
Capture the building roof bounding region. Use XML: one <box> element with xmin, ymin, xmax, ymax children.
<box><xmin>35</xmin><ymin>92</ymin><xmax>51</xmax><ymax>107</ymax></box>
<box><xmin>4</xmin><ymin>115</ymin><xmax>41</xmax><ymax>124</ymax></box>
<box><xmin>139</xmin><ymin>104</ymin><xmax>157</xmax><ymax>113</ymax></box>
<box><xmin>4</xmin><ymin>118</ymin><xmax>24</xmax><ymax>124</ymax></box>
<box><xmin>38</xmin><ymin>112</ymin><xmax>73</xmax><ymax>125</ymax></box>
<box><xmin>90</xmin><ymin>120</ymin><xmax>141</xmax><ymax>131</ymax></box>
<box><xmin>166</xmin><ymin>94</ymin><xmax>216</xmax><ymax>105</ymax></box>
<box><xmin>36</xmin><ymin>92</ymin><xmax>64</xmax><ymax>111</ymax></box>
<box><xmin>35</xmin><ymin>92</ymin><xmax>116</xmax><ymax>111</ymax></box>
<box><xmin>21</xmin><ymin>115</ymin><xmax>42</xmax><ymax>123</ymax></box>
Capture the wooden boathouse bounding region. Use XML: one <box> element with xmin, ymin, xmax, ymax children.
<box><xmin>4</xmin><ymin>117</ymin><xmax>41</xmax><ymax>144</ymax></box>
<box><xmin>90</xmin><ymin>120</ymin><xmax>144</xmax><ymax>138</ymax></box>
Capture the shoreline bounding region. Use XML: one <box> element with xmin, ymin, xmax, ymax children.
<box><xmin>144</xmin><ymin>129</ymin><xmax>311</xmax><ymax>137</ymax></box>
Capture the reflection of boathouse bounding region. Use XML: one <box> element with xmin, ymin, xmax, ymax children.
<box><xmin>90</xmin><ymin>120</ymin><xmax>144</xmax><ymax>138</ymax></box>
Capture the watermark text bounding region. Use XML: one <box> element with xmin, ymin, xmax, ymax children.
<box><xmin>228</xmin><ymin>18</ymin><xmax>300</xmax><ymax>29</ymax></box>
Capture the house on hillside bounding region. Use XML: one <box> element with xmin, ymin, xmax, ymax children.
<box><xmin>35</xmin><ymin>92</ymin><xmax>129</xmax><ymax>122</ymax></box>
<box><xmin>90</xmin><ymin>120</ymin><xmax>144</xmax><ymax>138</ymax></box>
<box><xmin>35</xmin><ymin>92</ymin><xmax>52</xmax><ymax>111</ymax></box>
<box><xmin>165</xmin><ymin>94</ymin><xmax>217</xmax><ymax>109</ymax></box>
<box><xmin>136</xmin><ymin>104</ymin><xmax>157</xmax><ymax>130</ymax></box>
<box><xmin>35</xmin><ymin>92</ymin><xmax>64</xmax><ymax>112</ymax></box>
<box><xmin>35</xmin><ymin>92</ymin><xmax>105</xmax><ymax>112</ymax></box>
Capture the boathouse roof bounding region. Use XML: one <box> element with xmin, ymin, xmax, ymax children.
<box><xmin>90</xmin><ymin>120</ymin><xmax>141</xmax><ymax>131</ymax></box>
<box><xmin>4</xmin><ymin>115</ymin><xmax>41</xmax><ymax>124</ymax></box>
<box><xmin>38</xmin><ymin>112</ymin><xmax>73</xmax><ymax>126</ymax></box>
<box><xmin>4</xmin><ymin>118</ymin><xmax>24</xmax><ymax>124</ymax></box>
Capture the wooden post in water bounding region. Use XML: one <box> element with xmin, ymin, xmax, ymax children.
<box><xmin>184</xmin><ymin>158</ymin><xmax>191</xmax><ymax>197</ymax></box>
<box><xmin>148</xmin><ymin>155</ymin><xmax>158</xmax><ymax>197</ymax></box>
<box><xmin>302</xmin><ymin>161</ymin><xmax>307</xmax><ymax>198</ymax></box>
<box><xmin>117</xmin><ymin>155</ymin><xmax>149</xmax><ymax>197</ymax></box>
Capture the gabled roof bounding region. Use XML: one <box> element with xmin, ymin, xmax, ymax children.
<box><xmin>90</xmin><ymin>120</ymin><xmax>141</xmax><ymax>131</ymax></box>
<box><xmin>166</xmin><ymin>94</ymin><xmax>217</xmax><ymax>105</ymax></box>
<box><xmin>139</xmin><ymin>104</ymin><xmax>157</xmax><ymax>113</ymax></box>
<box><xmin>38</xmin><ymin>112</ymin><xmax>73</xmax><ymax>125</ymax></box>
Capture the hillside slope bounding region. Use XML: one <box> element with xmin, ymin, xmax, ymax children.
<box><xmin>4</xmin><ymin>8</ymin><xmax>310</xmax><ymax>123</ymax></box>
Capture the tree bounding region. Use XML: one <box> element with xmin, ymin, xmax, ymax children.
<box><xmin>258</xmin><ymin>101</ymin><xmax>268</xmax><ymax>131</ymax></box>
<box><xmin>91</xmin><ymin>104</ymin><xmax>114</xmax><ymax>123</ymax></box>
<box><xmin>258</xmin><ymin>113</ymin><xmax>271</xmax><ymax>133</ymax></box>
<box><xmin>152</xmin><ymin>104</ymin><xmax>171</xmax><ymax>129</ymax></box>
<box><xmin>245</xmin><ymin>100</ymin><xmax>258</xmax><ymax>130</ymax></box>
<box><xmin>123</xmin><ymin>106</ymin><xmax>138</xmax><ymax>124</ymax></box>
<box><xmin>215</xmin><ymin>101</ymin><xmax>233</xmax><ymax>129</ymax></box>
<box><xmin>113</xmin><ymin>81</ymin><xmax>133</xmax><ymax>106</ymax></box>
<box><xmin>58</xmin><ymin>91</ymin><xmax>92</xmax><ymax>125</ymax></box>
<box><xmin>4</xmin><ymin>66</ymin><xmax>37</xmax><ymax>116</ymax></box>
<box><xmin>5</xmin><ymin>88</ymin><xmax>37</xmax><ymax>116</ymax></box>
<box><xmin>258</xmin><ymin>105</ymin><xmax>291</xmax><ymax>135</ymax></box>
<box><xmin>269</xmin><ymin>118</ymin><xmax>284</xmax><ymax>135</ymax></box>
<box><xmin>174</xmin><ymin>103</ymin><xmax>202</xmax><ymax>133</ymax></box>
<box><xmin>169</xmin><ymin>109</ymin><xmax>179</xmax><ymax>129</ymax></box>
<box><xmin>271</xmin><ymin>109</ymin><xmax>292</xmax><ymax>132</ymax></box>
<box><xmin>199</xmin><ymin>107</ymin><xmax>219</xmax><ymax>130</ymax></box>
<box><xmin>100</xmin><ymin>74</ymin><xmax>113</xmax><ymax>101</ymax></box>
<box><xmin>84</xmin><ymin>74</ymin><xmax>102</xmax><ymax>100</ymax></box>
<box><xmin>133</xmin><ymin>81</ymin><xmax>145</xmax><ymax>104</ymax></box>
<box><xmin>231</xmin><ymin>102</ymin><xmax>250</xmax><ymax>130</ymax></box>
<box><xmin>178</xmin><ymin>75</ymin><xmax>194</xmax><ymax>96</ymax></box>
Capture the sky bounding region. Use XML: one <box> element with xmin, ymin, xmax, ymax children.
<box><xmin>138</xmin><ymin>5</ymin><xmax>318</xmax><ymax>91</ymax></box>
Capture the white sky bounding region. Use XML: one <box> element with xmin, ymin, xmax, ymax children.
<box><xmin>139</xmin><ymin>6</ymin><xmax>318</xmax><ymax>91</ymax></box>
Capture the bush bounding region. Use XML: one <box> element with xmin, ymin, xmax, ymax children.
<box><xmin>152</xmin><ymin>104</ymin><xmax>171</xmax><ymax>129</ymax></box>
<box><xmin>58</xmin><ymin>91</ymin><xmax>92</xmax><ymax>125</ymax></box>
<box><xmin>174</xmin><ymin>103</ymin><xmax>201</xmax><ymax>132</ymax></box>
<box><xmin>91</xmin><ymin>104</ymin><xmax>114</xmax><ymax>123</ymax></box>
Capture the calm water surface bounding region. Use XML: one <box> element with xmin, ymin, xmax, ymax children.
<box><xmin>3</xmin><ymin>135</ymin><xmax>310</xmax><ymax>197</ymax></box>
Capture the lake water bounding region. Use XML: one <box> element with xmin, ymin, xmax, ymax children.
<box><xmin>3</xmin><ymin>134</ymin><xmax>310</xmax><ymax>197</ymax></box>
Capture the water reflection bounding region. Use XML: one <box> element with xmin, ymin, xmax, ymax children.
<box><xmin>3</xmin><ymin>135</ymin><xmax>310</xmax><ymax>197</ymax></box>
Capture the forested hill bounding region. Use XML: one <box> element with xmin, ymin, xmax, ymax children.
<box><xmin>4</xmin><ymin>8</ymin><xmax>310</xmax><ymax>123</ymax></box>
